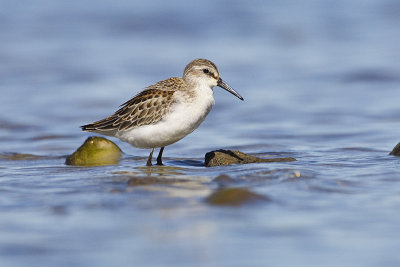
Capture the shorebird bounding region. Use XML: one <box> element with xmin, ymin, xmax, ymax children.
<box><xmin>81</xmin><ymin>59</ymin><xmax>243</xmax><ymax>166</ymax></box>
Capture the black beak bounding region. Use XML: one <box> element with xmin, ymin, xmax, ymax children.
<box><xmin>217</xmin><ymin>78</ymin><xmax>244</xmax><ymax>101</ymax></box>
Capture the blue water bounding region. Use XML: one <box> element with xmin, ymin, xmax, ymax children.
<box><xmin>1</xmin><ymin>0</ymin><xmax>400</xmax><ymax>266</ymax></box>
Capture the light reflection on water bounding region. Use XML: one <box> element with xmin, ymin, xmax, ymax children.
<box><xmin>1</xmin><ymin>0</ymin><xmax>400</xmax><ymax>266</ymax></box>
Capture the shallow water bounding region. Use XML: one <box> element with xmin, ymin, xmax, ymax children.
<box><xmin>2</xmin><ymin>0</ymin><xmax>400</xmax><ymax>266</ymax></box>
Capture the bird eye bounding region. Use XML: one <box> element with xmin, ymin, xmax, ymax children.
<box><xmin>203</xmin><ymin>69</ymin><xmax>209</xmax><ymax>74</ymax></box>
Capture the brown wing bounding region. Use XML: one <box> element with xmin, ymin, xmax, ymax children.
<box><xmin>81</xmin><ymin>89</ymin><xmax>175</xmax><ymax>132</ymax></box>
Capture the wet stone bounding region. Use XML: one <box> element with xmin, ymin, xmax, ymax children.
<box><xmin>390</xmin><ymin>142</ymin><xmax>400</xmax><ymax>156</ymax></box>
<box><xmin>65</xmin><ymin>136</ymin><xmax>122</xmax><ymax>166</ymax></box>
<box><xmin>205</xmin><ymin>149</ymin><xmax>296</xmax><ymax>167</ymax></box>
<box><xmin>206</xmin><ymin>187</ymin><xmax>269</xmax><ymax>206</ymax></box>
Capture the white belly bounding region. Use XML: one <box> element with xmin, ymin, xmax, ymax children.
<box><xmin>116</xmin><ymin>88</ymin><xmax>215</xmax><ymax>149</ymax></box>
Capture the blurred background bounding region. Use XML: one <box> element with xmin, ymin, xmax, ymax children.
<box><xmin>1</xmin><ymin>0</ymin><xmax>400</xmax><ymax>266</ymax></box>
<box><xmin>2</xmin><ymin>0</ymin><xmax>400</xmax><ymax>154</ymax></box>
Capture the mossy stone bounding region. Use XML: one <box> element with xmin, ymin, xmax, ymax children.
<box><xmin>66</xmin><ymin>136</ymin><xmax>122</xmax><ymax>166</ymax></box>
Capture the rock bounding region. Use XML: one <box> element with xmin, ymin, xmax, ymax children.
<box><xmin>205</xmin><ymin>149</ymin><xmax>296</xmax><ymax>167</ymax></box>
<box><xmin>65</xmin><ymin>136</ymin><xmax>122</xmax><ymax>166</ymax></box>
<box><xmin>128</xmin><ymin>177</ymin><xmax>187</xmax><ymax>186</ymax></box>
<box><xmin>206</xmin><ymin>187</ymin><xmax>269</xmax><ymax>206</ymax></box>
<box><xmin>390</xmin><ymin>142</ymin><xmax>400</xmax><ymax>156</ymax></box>
<box><xmin>0</xmin><ymin>153</ymin><xmax>45</xmax><ymax>160</ymax></box>
<box><xmin>212</xmin><ymin>174</ymin><xmax>237</xmax><ymax>186</ymax></box>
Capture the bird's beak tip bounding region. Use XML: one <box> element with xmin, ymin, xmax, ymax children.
<box><xmin>217</xmin><ymin>78</ymin><xmax>244</xmax><ymax>101</ymax></box>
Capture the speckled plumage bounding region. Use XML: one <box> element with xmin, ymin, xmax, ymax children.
<box><xmin>81</xmin><ymin>59</ymin><xmax>243</xmax><ymax>166</ymax></box>
<box><xmin>82</xmin><ymin>78</ymin><xmax>189</xmax><ymax>133</ymax></box>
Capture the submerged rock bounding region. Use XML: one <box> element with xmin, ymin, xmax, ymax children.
<box><xmin>390</xmin><ymin>142</ymin><xmax>400</xmax><ymax>156</ymax></box>
<box><xmin>212</xmin><ymin>174</ymin><xmax>237</xmax><ymax>186</ymax></box>
<box><xmin>128</xmin><ymin>176</ymin><xmax>188</xmax><ymax>186</ymax></box>
<box><xmin>205</xmin><ymin>149</ymin><xmax>295</xmax><ymax>167</ymax></box>
<box><xmin>0</xmin><ymin>153</ymin><xmax>45</xmax><ymax>161</ymax></box>
<box><xmin>66</xmin><ymin>136</ymin><xmax>122</xmax><ymax>166</ymax></box>
<box><xmin>206</xmin><ymin>187</ymin><xmax>269</xmax><ymax>206</ymax></box>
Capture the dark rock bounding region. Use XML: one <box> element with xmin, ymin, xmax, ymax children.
<box><xmin>390</xmin><ymin>142</ymin><xmax>400</xmax><ymax>156</ymax></box>
<box><xmin>205</xmin><ymin>149</ymin><xmax>296</xmax><ymax>167</ymax></box>
<box><xmin>206</xmin><ymin>187</ymin><xmax>269</xmax><ymax>206</ymax></box>
<box><xmin>66</xmin><ymin>136</ymin><xmax>122</xmax><ymax>166</ymax></box>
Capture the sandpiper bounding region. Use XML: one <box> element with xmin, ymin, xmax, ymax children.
<box><xmin>81</xmin><ymin>59</ymin><xmax>243</xmax><ymax>166</ymax></box>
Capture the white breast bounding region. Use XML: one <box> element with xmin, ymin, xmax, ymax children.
<box><xmin>116</xmin><ymin>85</ymin><xmax>215</xmax><ymax>149</ymax></box>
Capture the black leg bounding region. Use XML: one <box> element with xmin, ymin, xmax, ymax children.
<box><xmin>146</xmin><ymin>148</ymin><xmax>154</xmax><ymax>166</ymax></box>
<box><xmin>156</xmin><ymin>147</ymin><xmax>165</xmax><ymax>166</ymax></box>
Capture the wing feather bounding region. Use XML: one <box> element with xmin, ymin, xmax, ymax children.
<box><xmin>81</xmin><ymin>88</ymin><xmax>177</xmax><ymax>133</ymax></box>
